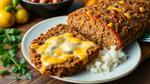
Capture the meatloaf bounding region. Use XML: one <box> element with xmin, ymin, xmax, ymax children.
<box><xmin>30</xmin><ymin>24</ymin><xmax>100</xmax><ymax>77</ymax></box>
<box><xmin>84</xmin><ymin>0</ymin><xmax>150</xmax><ymax>32</ymax></box>
<box><xmin>68</xmin><ymin>0</ymin><xmax>150</xmax><ymax>49</ymax></box>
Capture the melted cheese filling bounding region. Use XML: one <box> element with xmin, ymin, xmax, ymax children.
<box><xmin>31</xmin><ymin>33</ymin><xmax>95</xmax><ymax>74</ymax></box>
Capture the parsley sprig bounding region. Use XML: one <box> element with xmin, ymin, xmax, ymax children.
<box><xmin>0</xmin><ymin>29</ymin><xmax>31</xmax><ymax>80</ymax></box>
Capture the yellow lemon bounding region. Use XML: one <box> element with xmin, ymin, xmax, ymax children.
<box><xmin>0</xmin><ymin>10</ymin><xmax>15</xmax><ymax>28</ymax></box>
<box><xmin>15</xmin><ymin>8</ymin><xmax>29</xmax><ymax>24</ymax></box>
<box><xmin>0</xmin><ymin>0</ymin><xmax>12</xmax><ymax>10</ymax></box>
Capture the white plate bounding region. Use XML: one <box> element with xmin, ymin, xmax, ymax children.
<box><xmin>141</xmin><ymin>38</ymin><xmax>150</xmax><ymax>42</ymax></box>
<box><xmin>21</xmin><ymin>16</ymin><xmax>141</xmax><ymax>83</ymax></box>
<box><xmin>141</xmin><ymin>33</ymin><xmax>150</xmax><ymax>42</ymax></box>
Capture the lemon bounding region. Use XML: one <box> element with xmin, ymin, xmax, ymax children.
<box><xmin>0</xmin><ymin>0</ymin><xmax>12</xmax><ymax>10</ymax></box>
<box><xmin>0</xmin><ymin>10</ymin><xmax>15</xmax><ymax>28</ymax></box>
<box><xmin>15</xmin><ymin>8</ymin><xmax>29</xmax><ymax>24</ymax></box>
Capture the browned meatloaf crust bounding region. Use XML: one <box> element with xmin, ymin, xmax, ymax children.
<box><xmin>68</xmin><ymin>0</ymin><xmax>150</xmax><ymax>49</ymax></box>
<box><xmin>84</xmin><ymin>0</ymin><xmax>150</xmax><ymax>32</ymax></box>
<box><xmin>30</xmin><ymin>24</ymin><xmax>100</xmax><ymax>77</ymax></box>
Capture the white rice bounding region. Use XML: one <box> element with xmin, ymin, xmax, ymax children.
<box><xmin>86</xmin><ymin>46</ymin><xmax>127</xmax><ymax>74</ymax></box>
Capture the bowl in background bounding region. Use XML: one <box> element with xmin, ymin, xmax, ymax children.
<box><xmin>20</xmin><ymin>0</ymin><xmax>73</xmax><ymax>18</ymax></box>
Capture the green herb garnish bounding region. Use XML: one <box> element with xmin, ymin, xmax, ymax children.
<box><xmin>0</xmin><ymin>28</ymin><xmax>32</xmax><ymax>80</ymax></box>
<box><xmin>24</xmin><ymin>73</ymin><xmax>32</xmax><ymax>80</ymax></box>
<box><xmin>5</xmin><ymin>0</ymin><xmax>21</xmax><ymax>13</ymax></box>
<box><xmin>0</xmin><ymin>70</ymin><xmax>10</xmax><ymax>75</ymax></box>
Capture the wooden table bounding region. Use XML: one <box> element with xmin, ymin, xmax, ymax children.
<box><xmin>0</xmin><ymin>0</ymin><xmax>150</xmax><ymax>84</ymax></box>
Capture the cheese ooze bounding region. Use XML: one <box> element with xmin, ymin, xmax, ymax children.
<box><xmin>31</xmin><ymin>33</ymin><xmax>95</xmax><ymax>74</ymax></box>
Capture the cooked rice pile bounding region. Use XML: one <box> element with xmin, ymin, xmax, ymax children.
<box><xmin>86</xmin><ymin>46</ymin><xmax>127</xmax><ymax>74</ymax></box>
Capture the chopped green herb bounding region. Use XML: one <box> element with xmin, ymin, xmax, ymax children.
<box><xmin>0</xmin><ymin>28</ymin><xmax>32</xmax><ymax>80</ymax></box>
<box><xmin>24</xmin><ymin>73</ymin><xmax>32</xmax><ymax>80</ymax></box>
<box><xmin>143</xmin><ymin>33</ymin><xmax>150</xmax><ymax>38</ymax></box>
<box><xmin>12</xmin><ymin>0</ymin><xmax>21</xmax><ymax>7</ymax></box>
<box><xmin>15</xmin><ymin>75</ymin><xmax>20</xmax><ymax>80</ymax></box>
<box><xmin>12</xmin><ymin>66</ymin><xmax>19</xmax><ymax>73</ymax></box>
<box><xmin>0</xmin><ymin>70</ymin><xmax>10</xmax><ymax>75</ymax></box>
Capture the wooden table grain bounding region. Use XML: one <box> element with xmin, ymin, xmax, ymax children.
<box><xmin>0</xmin><ymin>0</ymin><xmax>150</xmax><ymax>84</ymax></box>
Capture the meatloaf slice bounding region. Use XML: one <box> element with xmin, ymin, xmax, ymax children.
<box><xmin>30</xmin><ymin>24</ymin><xmax>100</xmax><ymax>77</ymax></box>
<box><xmin>68</xmin><ymin>0</ymin><xmax>149</xmax><ymax>49</ymax></box>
